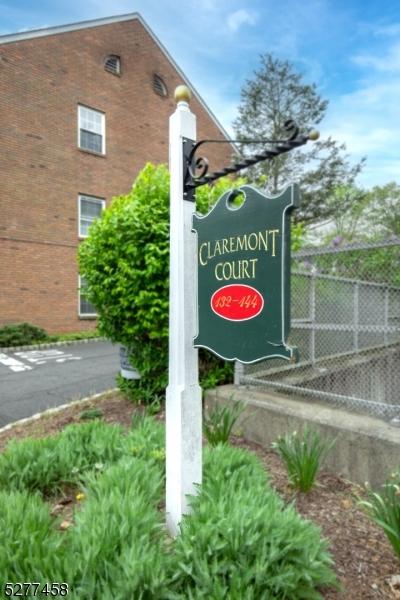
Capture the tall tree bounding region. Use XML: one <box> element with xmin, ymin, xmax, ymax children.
<box><xmin>323</xmin><ymin>184</ymin><xmax>370</xmax><ymax>241</ymax></box>
<box><xmin>366</xmin><ymin>182</ymin><xmax>400</xmax><ymax>237</ymax></box>
<box><xmin>233</xmin><ymin>54</ymin><xmax>365</xmax><ymax>224</ymax></box>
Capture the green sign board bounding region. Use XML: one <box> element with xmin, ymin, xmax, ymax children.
<box><xmin>192</xmin><ymin>184</ymin><xmax>299</xmax><ymax>363</ymax></box>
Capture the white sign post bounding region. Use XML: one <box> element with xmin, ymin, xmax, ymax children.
<box><xmin>166</xmin><ymin>86</ymin><xmax>202</xmax><ymax>536</ymax></box>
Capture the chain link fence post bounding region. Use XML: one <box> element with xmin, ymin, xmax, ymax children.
<box><xmin>353</xmin><ymin>281</ymin><xmax>359</xmax><ymax>352</ymax></box>
<box><xmin>310</xmin><ymin>270</ymin><xmax>316</xmax><ymax>363</ymax></box>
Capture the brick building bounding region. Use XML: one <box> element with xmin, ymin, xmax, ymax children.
<box><xmin>0</xmin><ymin>13</ymin><xmax>232</xmax><ymax>334</ymax></box>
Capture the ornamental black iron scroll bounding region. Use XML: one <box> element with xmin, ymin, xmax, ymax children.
<box><xmin>183</xmin><ymin>120</ymin><xmax>317</xmax><ymax>200</ymax></box>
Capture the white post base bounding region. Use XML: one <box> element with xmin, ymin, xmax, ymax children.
<box><xmin>166</xmin><ymin>383</ymin><xmax>202</xmax><ymax>536</ymax></box>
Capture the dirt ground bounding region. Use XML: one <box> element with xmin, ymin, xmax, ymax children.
<box><xmin>0</xmin><ymin>391</ymin><xmax>398</xmax><ymax>599</ymax></box>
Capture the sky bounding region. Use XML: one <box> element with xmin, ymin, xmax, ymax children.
<box><xmin>1</xmin><ymin>0</ymin><xmax>399</xmax><ymax>189</ymax></box>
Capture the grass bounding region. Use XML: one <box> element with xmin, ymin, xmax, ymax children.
<box><xmin>48</xmin><ymin>330</ymin><xmax>101</xmax><ymax>343</ymax></box>
<box><xmin>0</xmin><ymin>416</ymin><xmax>338</xmax><ymax>598</ymax></box>
<box><xmin>79</xmin><ymin>408</ymin><xmax>104</xmax><ymax>420</ymax></box>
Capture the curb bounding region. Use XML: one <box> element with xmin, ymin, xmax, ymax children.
<box><xmin>0</xmin><ymin>388</ymin><xmax>119</xmax><ymax>436</ymax></box>
<box><xmin>0</xmin><ymin>337</ymin><xmax>106</xmax><ymax>353</ymax></box>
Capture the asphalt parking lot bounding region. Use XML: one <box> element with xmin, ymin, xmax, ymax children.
<box><xmin>0</xmin><ymin>340</ymin><xmax>120</xmax><ymax>427</ymax></box>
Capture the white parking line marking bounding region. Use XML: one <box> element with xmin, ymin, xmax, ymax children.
<box><xmin>0</xmin><ymin>353</ymin><xmax>33</xmax><ymax>372</ymax></box>
<box><xmin>15</xmin><ymin>350</ymin><xmax>82</xmax><ymax>364</ymax></box>
<box><xmin>0</xmin><ymin>349</ymin><xmax>83</xmax><ymax>373</ymax></box>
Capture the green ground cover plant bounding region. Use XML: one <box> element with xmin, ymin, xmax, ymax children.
<box><xmin>272</xmin><ymin>426</ymin><xmax>335</xmax><ymax>493</ymax></box>
<box><xmin>0</xmin><ymin>420</ymin><xmax>127</xmax><ymax>494</ymax></box>
<box><xmin>65</xmin><ymin>458</ymin><xmax>167</xmax><ymax>598</ymax></box>
<box><xmin>0</xmin><ymin>416</ymin><xmax>337</xmax><ymax>598</ymax></box>
<box><xmin>171</xmin><ymin>445</ymin><xmax>338</xmax><ymax>599</ymax></box>
<box><xmin>0</xmin><ymin>490</ymin><xmax>65</xmax><ymax>582</ymax></box>
<box><xmin>360</xmin><ymin>471</ymin><xmax>400</xmax><ymax>560</ymax></box>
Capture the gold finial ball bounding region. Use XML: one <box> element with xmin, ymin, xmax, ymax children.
<box><xmin>174</xmin><ymin>85</ymin><xmax>192</xmax><ymax>104</ymax></box>
<box><xmin>309</xmin><ymin>129</ymin><xmax>320</xmax><ymax>141</ymax></box>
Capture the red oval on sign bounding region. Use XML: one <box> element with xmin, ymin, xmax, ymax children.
<box><xmin>211</xmin><ymin>284</ymin><xmax>264</xmax><ymax>321</ymax></box>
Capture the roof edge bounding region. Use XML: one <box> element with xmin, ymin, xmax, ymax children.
<box><xmin>0</xmin><ymin>12</ymin><xmax>238</xmax><ymax>152</ymax></box>
<box><xmin>138</xmin><ymin>17</ymin><xmax>237</xmax><ymax>151</ymax></box>
<box><xmin>0</xmin><ymin>13</ymin><xmax>141</xmax><ymax>44</ymax></box>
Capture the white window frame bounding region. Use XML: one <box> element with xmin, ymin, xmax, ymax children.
<box><xmin>78</xmin><ymin>275</ymin><xmax>97</xmax><ymax>318</ymax></box>
<box><xmin>78</xmin><ymin>194</ymin><xmax>105</xmax><ymax>238</ymax></box>
<box><xmin>77</xmin><ymin>105</ymin><xmax>106</xmax><ymax>154</ymax></box>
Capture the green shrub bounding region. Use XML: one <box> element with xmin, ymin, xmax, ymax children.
<box><xmin>169</xmin><ymin>444</ymin><xmax>338</xmax><ymax>599</ymax></box>
<box><xmin>360</xmin><ymin>472</ymin><xmax>400</xmax><ymax>560</ymax></box>
<box><xmin>203</xmin><ymin>400</ymin><xmax>245</xmax><ymax>446</ymax></box>
<box><xmin>199</xmin><ymin>349</ymin><xmax>234</xmax><ymax>392</ymax></box>
<box><xmin>272</xmin><ymin>426</ymin><xmax>335</xmax><ymax>493</ymax></box>
<box><xmin>78</xmin><ymin>164</ymin><xmax>251</xmax><ymax>403</ymax></box>
<box><xmin>78</xmin><ymin>163</ymin><xmax>171</xmax><ymax>404</ymax></box>
<box><xmin>0</xmin><ymin>323</ymin><xmax>100</xmax><ymax>349</ymax></box>
<box><xmin>0</xmin><ymin>322</ymin><xmax>49</xmax><ymax>347</ymax></box>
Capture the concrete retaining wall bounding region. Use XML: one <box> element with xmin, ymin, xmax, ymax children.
<box><xmin>205</xmin><ymin>384</ymin><xmax>400</xmax><ymax>488</ymax></box>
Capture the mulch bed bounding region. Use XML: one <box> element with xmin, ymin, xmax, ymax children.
<box><xmin>0</xmin><ymin>391</ymin><xmax>398</xmax><ymax>598</ymax></box>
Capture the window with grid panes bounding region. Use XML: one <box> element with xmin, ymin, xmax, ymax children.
<box><xmin>79</xmin><ymin>276</ymin><xmax>97</xmax><ymax>316</ymax></box>
<box><xmin>79</xmin><ymin>194</ymin><xmax>105</xmax><ymax>237</ymax></box>
<box><xmin>78</xmin><ymin>105</ymin><xmax>105</xmax><ymax>154</ymax></box>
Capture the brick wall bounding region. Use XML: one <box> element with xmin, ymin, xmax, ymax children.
<box><xmin>0</xmin><ymin>18</ymin><xmax>233</xmax><ymax>334</ymax></box>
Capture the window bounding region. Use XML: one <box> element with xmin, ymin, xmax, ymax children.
<box><xmin>78</xmin><ymin>194</ymin><xmax>105</xmax><ymax>237</ymax></box>
<box><xmin>105</xmin><ymin>55</ymin><xmax>121</xmax><ymax>75</ymax></box>
<box><xmin>79</xmin><ymin>276</ymin><xmax>97</xmax><ymax>317</ymax></box>
<box><xmin>78</xmin><ymin>105</ymin><xmax>105</xmax><ymax>154</ymax></box>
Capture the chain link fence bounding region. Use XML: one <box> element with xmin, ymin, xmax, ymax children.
<box><xmin>237</xmin><ymin>239</ymin><xmax>400</xmax><ymax>422</ymax></box>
